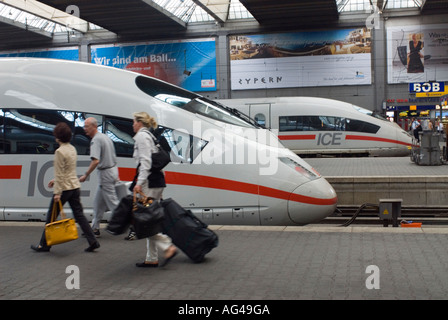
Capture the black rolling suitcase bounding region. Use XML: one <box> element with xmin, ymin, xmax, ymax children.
<box><xmin>161</xmin><ymin>198</ymin><xmax>218</xmax><ymax>263</ymax></box>
<box><xmin>107</xmin><ymin>195</ymin><xmax>133</xmax><ymax>235</ymax></box>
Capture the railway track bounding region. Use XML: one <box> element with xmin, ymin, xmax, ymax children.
<box><xmin>320</xmin><ymin>205</ymin><xmax>448</xmax><ymax>226</ymax></box>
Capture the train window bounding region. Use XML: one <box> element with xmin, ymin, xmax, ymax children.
<box><xmin>161</xmin><ymin>127</ymin><xmax>208</xmax><ymax>164</ymax></box>
<box><xmin>319</xmin><ymin>116</ymin><xmax>345</xmax><ymax>131</ymax></box>
<box><xmin>3</xmin><ymin>109</ymin><xmax>72</xmax><ymax>154</ymax></box>
<box><xmin>1</xmin><ymin>107</ymin><xmax>208</xmax><ymax>161</ymax></box>
<box><xmin>105</xmin><ymin>117</ymin><xmax>134</xmax><ymax>158</ymax></box>
<box><xmin>254</xmin><ymin>113</ymin><xmax>266</xmax><ymax>126</ymax></box>
<box><xmin>72</xmin><ymin>113</ymin><xmax>103</xmax><ymax>156</ymax></box>
<box><xmin>279</xmin><ymin>115</ymin><xmax>379</xmax><ymax>134</ymax></box>
<box><xmin>135</xmin><ymin>76</ymin><xmax>257</xmax><ymax>128</ymax></box>
<box><xmin>345</xmin><ymin>119</ymin><xmax>379</xmax><ymax>134</ymax></box>
<box><xmin>0</xmin><ymin>109</ymin><xmax>5</xmax><ymax>153</ymax></box>
<box><xmin>279</xmin><ymin>116</ymin><xmax>320</xmax><ymax>131</ymax></box>
<box><xmin>102</xmin><ymin>113</ymin><xmax>208</xmax><ymax>163</ymax></box>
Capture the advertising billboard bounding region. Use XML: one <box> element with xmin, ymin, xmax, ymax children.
<box><xmin>91</xmin><ymin>38</ymin><xmax>217</xmax><ymax>92</ymax></box>
<box><xmin>387</xmin><ymin>24</ymin><xmax>448</xmax><ymax>84</ymax></box>
<box><xmin>229</xmin><ymin>28</ymin><xmax>372</xmax><ymax>90</ymax></box>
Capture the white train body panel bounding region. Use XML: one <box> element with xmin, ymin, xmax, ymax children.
<box><xmin>217</xmin><ymin>97</ymin><xmax>413</xmax><ymax>157</ymax></box>
<box><xmin>0</xmin><ymin>58</ymin><xmax>337</xmax><ymax>225</ymax></box>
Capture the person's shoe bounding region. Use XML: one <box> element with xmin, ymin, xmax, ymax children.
<box><xmin>93</xmin><ymin>229</ymin><xmax>100</xmax><ymax>237</ymax></box>
<box><xmin>160</xmin><ymin>246</ymin><xmax>177</xmax><ymax>267</ymax></box>
<box><xmin>124</xmin><ymin>231</ymin><xmax>136</xmax><ymax>241</ymax></box>
<box><xmin>84</xmin><ymin>241</ymin><xmax>100</xmax><ymax>252</ymax></box>
<box><xmin>30</xmin><ymin>244</ymin><xmax>50</xmax><ymax>252</ymax></box>
<box><xmin>136</xmin><ymin>261</ymin><xmax>159</xmax><ymax>268</ymax></box>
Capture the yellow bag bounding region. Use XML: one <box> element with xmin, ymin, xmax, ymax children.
<box><xmin>45</xmin><ymin>201</ymin><xmax>79</xmax><ymax>246</ymax></box>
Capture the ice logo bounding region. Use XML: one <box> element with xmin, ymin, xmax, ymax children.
<box><xmin>366</xmin><ymin>4</ymin><xmax>381</xmax><ymax>30</ymax></box>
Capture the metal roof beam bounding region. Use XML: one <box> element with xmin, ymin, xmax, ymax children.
<box><xmin>193</xmin><ymin>0</ymin><xmax>230</xmax><ymax>23</ymax></box>
<box><xmin>0</xmin><ymin>14</ymin><xmax>52</xmax><ymax>37</ymax></box>
<box><xmin>141</xmin><ymin>0</ymin><xmax>187</xmax><ymax>28</ymax></box>
<box><xmin>0</xmin><ymin>0</ymin><xmax>88</xmax><ymax>32</ymax></box>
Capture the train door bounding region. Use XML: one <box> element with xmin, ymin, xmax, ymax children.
<box><xmin>249</xmin><ymin>104</ymin><xmax>271</xmax><ymax>129</ymax></box>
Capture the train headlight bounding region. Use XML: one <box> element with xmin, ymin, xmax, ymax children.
<box><xmin>279</xmin><ymin>157</ymin><xmax>320</xmax><ymax>180</ymax></box>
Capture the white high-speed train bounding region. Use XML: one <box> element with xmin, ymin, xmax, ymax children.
<box><xmin>217</xmin><ymin>97</ymin><xmax>413</xmax><ymax>157</ymax></box>
<box><xmin>0</xmin><ymin>58</ymin><xmax>337</xmax><ymax>226</ymax></box>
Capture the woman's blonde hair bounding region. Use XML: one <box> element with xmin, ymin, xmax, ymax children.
<box><xmin>133</xmin><ymin>111</ymin><xmax>157</xmax><ymax>129</ymax></box>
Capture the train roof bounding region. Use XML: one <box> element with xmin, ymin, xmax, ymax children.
<box><xmin>0</xmin><ymin>58</ymin><xmax>258</xmax><ymax>130</ymax></box>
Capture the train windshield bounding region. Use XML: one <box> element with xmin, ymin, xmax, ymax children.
<box><xmin>352</xmin><ymin>105</ymin><xmax>387</xmax><ymax>121</ymax></box>
<box><xmin>135</xmin><ymin>76</ymin><xmax>258</xmax><ymax>128</ymax></box>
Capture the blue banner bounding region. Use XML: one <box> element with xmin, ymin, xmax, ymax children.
<box><xmin>0</xmin><ymin>48</ymin><xmax>79</xmax><ymax>60</ymax></box>
<box><xmin>91</xmin><ymin>38</ymin><xmax>217</xmax><ymax>92</ymax></box>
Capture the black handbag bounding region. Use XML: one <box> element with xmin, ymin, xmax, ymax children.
<box><xmin>145</xmin><ymin>131</ymin><xmax>170</xmax><ymax>171</ymax></box>
<box><xmin>151</xmin><ymin>136</ymin><xmax>170</xmax><ymax>171</ymax></box>
<box><xmin>132</xmin><ymin>190</ymin><xmax>165</xmax><ymax>239</ymax></box>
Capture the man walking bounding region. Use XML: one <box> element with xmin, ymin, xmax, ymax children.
<box><xmin>80</xmin><ymin>117</ymin><xmax>119</xmax><ymax>236</ymax></box>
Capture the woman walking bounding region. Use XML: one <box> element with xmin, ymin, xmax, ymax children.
<box><xmin>31</xmin><ymin>122</ymin><xmax>100</xmax><ymax>253</ymax></box>
<box><xmin>132</xmin><ymin>112</ymin><xmax>177</xmax><ymax>268</ymax></box>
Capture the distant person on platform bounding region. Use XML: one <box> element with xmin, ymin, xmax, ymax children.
<box><xmin>79</xmin><ymin>117</ymin><xmax>119</xmax><ymax>237</ymax></box>
<box><xmin>437</xmin><ymin>118</ymin><xmax>444</xmax><ymax>134</ymax></box>
<box><xmin>411</xmin><ymin>117</ymin><xmax>421</xmax><ymax>143</ymax></box>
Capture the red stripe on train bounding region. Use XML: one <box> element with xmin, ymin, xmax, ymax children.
<box><xmin>164</xmin><ymin>171</ymin><xmax>337</xmax><ymax>206</ymax></box>
<box><xmin>0</xmin><ymin>165</ymin><xmax>22</xmax><ymax>179</ymax></box>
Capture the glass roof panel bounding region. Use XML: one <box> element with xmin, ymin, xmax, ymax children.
<box><xmin>153</xmin><ymin>0</ymin><xmax>214</xmax><ymax>23</ymax></box>
<box><xmin>229</xmin><ymin>0</ymin><xmax>253</xmax><ymax>19</ymax></box>
<box><xmin>385</xmin><ymin>0</ymin><xmax>422</xmax><ymax>9</ymax></box>
<box><xmin>337</xmin><ymin>0</ymin><xmax>422</xmax><ymax>12</ymax></box>
<box><xmin>0</xmin><ymin>3</ymin><xmax>71</xmax><ymax>33</ymax></box>
<box><xmin>0</xmin><ymin>0</ymin><xmax>426</xmax><ymax>34</ymax></box>
<box><xmin>152</xmin><ymin>0</ymin><xmax>253</xmax><ymax>23</ymax></box>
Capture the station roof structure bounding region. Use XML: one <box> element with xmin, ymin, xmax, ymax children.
<box><xmin>0</xmin><ymin>0</ymin><xmax>446</xmax><ymax>50</ymax></box>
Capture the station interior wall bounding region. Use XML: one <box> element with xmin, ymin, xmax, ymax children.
<box><xmin>8</xmin><ymin>12</ymin><xmax>448</xmax><ymax>115</ymax></box>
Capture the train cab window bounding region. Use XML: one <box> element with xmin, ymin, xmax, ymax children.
<box><xmin>105</xmin><ymin>117</ymin><xmax>134</xmax><ymax>158</ymax></box>
<box><xmin>135</xmin><ymin>75</ymin><xmax>197</xmax><ymax>104</ymax></box>
<box><xmin>3</xmin><ymin>109</ymin><xmax>73</xmax><ymax>154</ymax></box>
<box><xmin>135</xmin><ymin>76</ymin><xmax>257</xmax><ymax>128</ymax></box>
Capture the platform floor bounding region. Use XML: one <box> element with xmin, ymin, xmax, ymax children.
<box><xmin>306</xmin><ymin>156</ymin><xmax>448</xmax><ymax>177</ymax></box>
<box><xmin>2</xmin><ymin>222</ymin><xmax>448</xmax><ymax>301</ymax></box>
<box><xmin>305</xmin><ymin>156</ymin><xmax>448</xmax><ymax>207</ymax></box>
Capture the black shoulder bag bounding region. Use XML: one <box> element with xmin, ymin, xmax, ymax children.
<box><xmin>147</xmin><ymin>131</ymin><xmax>171</xmax><ymax>171</ymax></box>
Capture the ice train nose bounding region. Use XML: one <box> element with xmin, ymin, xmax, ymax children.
<box><xmin>288</xmin><ymin>178</ymin><xmax>338</xmax><ymax>225</ymax></box>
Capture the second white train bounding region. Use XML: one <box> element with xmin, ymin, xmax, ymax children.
<box><xmin>217</xmin><ymin>97</ymin><xmax>413</xmax><ymax>157</ymax></box>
